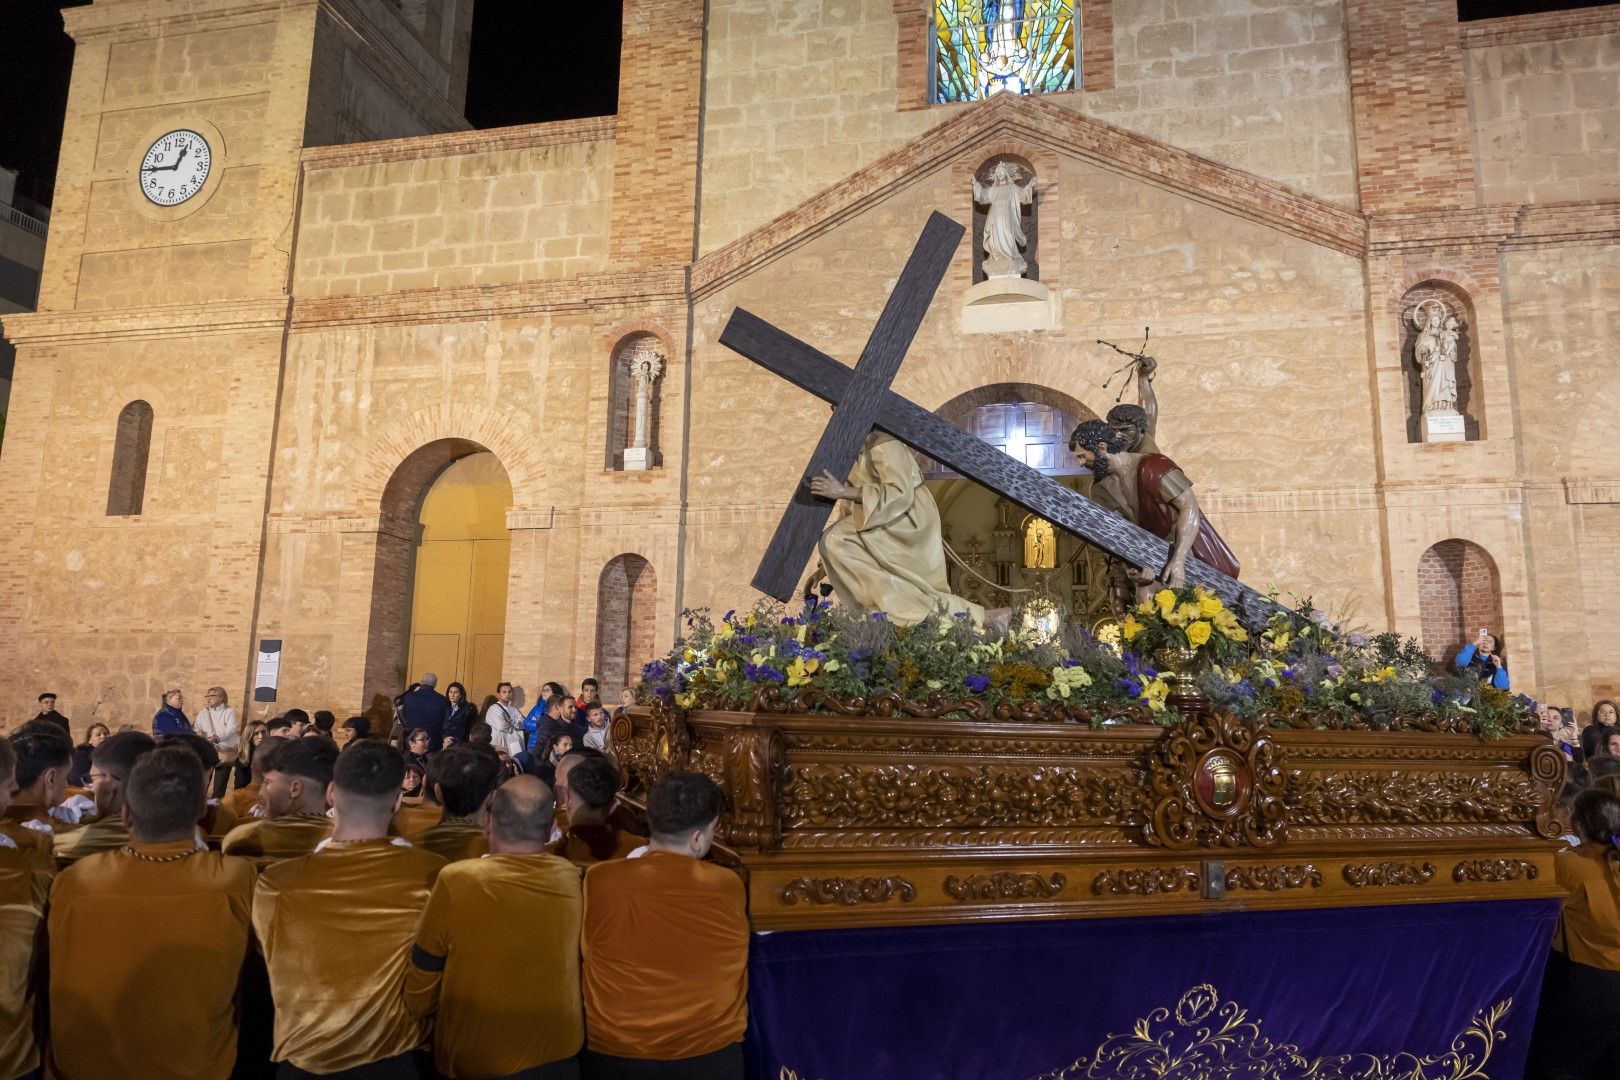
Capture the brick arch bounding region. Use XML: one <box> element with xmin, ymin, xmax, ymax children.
<box><xmin>361</xmin><ymin>437</ymin><xmax>517</xmax><ymax>719</ymax></box>
<box><xmin>356</xmin><ymin>405</ymin><xmax>544</xmax><ymax>524</ymax></box>
<box><xmin>595</xmin><ymin>554</ymin><xmax>657</xmax><ymax>701</ymax></box>
<box><xmin>1417</xmin><ymin>538</ymin><xmax>1504</xmax><ymax>663</ymax></box>
<box><xmin>933</xmin><ymin>382</ymin><xmax>1102</xmax><ymax>427</ymax></box>
<box><xmin>1383</xmin><ymin>266</ymin><xmax>1489</xmax><ymax>316</ymax></box>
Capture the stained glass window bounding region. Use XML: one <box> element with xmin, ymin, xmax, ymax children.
<box><xmin>934</xmin><ymin>1</ymin><xmax>1076</xmax><ymax>104</ymax></box>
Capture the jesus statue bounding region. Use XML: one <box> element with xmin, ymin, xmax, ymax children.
<box><xmin>808</xmin><ymin>433</ymin><xmax>988</xmax><ymax>627</ymax></box>
<box><xmin>972</xmin><ymin>161</ymin><xmax>1034</xmax><ymax>279</ymax></box>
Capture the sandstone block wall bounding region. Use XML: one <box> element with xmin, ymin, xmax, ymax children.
<box><xmin>1466</xmin><ymin>28</ymin><xmax>1620</xmax><ymax>206</ymax></box>
<box><xmin>698</xmin><ymin>0</ymin><xmax>1358</xmax><ymax>253</ymax></box>
<box><xmin>293</xmin><ymin>124</ymin><xmax>615</xmax><ymax>298</ymax></box>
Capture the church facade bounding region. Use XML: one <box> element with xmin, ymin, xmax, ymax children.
<box><xmin>2</xmin><ymin>0</ymin><xmax>1618</xmax><ymax>728</ymax></box>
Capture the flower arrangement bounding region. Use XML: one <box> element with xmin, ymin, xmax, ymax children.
<box><xmin>635</xmin><ymin>592</ymin><xmax>1536</xmax><ymax>737</ymax></box>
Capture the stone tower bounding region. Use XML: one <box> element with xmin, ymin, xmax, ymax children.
<box><xmin>0</xmin><ymin>0</ymin><xmax>473</xmax><ymax>725</ymax></box>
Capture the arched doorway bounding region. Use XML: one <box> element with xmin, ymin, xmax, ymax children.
<box><xmin>1417</xmin><ymin>539</ymin><xmax>1503</xmax><ymax>662</ymax></box>
<box><xmin>926</xmin><ymin>385</ymin><xmax>1112</xmax><ymax>623</ymax></box>
<box><xmin>404</xmin><ymin>451</ymin><xmax>513</xmax><ymax>699</ymax></box>
<box><xmin>596</xmin><ymin>554</ymin><xmax>656</xmax><ymax>702</ymax></box>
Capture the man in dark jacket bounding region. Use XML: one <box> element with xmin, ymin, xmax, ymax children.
<box><xmin>399</xmin><ymin>673</ymin><xmax>451</xmax><ymax>751</ymax></box>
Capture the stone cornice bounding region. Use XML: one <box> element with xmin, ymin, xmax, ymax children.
<box><xmin>62</xmin><ymin>0</ymin><xmax>306</xmax><ymax>38</ymax></box>
<box><xmin>1564</xmin><ymin>477</ymin><xmax>1620</xmax><ymax>505</ymax></box>
<box><xmin>1367</xmin><ymin>201</ymin><xmax>1620</xmax><ymax>254</ymax></box>
<box><xmin>290</xmin><ymin>269</ymin><xmax>686</xmax><ymax>328</ymax></box>
<box><xmin>1461</xmin><ymin>7</ymin><xmax>1620</xmax><ymax>49</ymax></box>
<box><xmin>0</xmin><ymin>298</ymin><xmax>290</xmax><ymax>346</ymax></box>
<box><xmin>300</xmin><ymin>116</ymin><xmax>616</xmax><ymax>170</ymax></box>
<box><xmin>691</xmin><ymin>94</ymin><xmax>1368</xmax><ymax>297</ymax></box>
<box><xmin>1506</xmin><ymin>202</ymin><xmax>1620</xmax><ymax>250</ymax></box>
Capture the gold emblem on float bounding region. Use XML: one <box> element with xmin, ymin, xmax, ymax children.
<box><xmin>1192</xmin><ymin>749</ymin><xmax>1249</xmax><ymax>818</ymax></box>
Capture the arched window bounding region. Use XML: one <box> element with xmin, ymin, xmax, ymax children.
<box><xmin>106</xmin><ymin>400</ymin><xmax>153</xmax><ymax>516</ymax></box>
<box><xmin>1417</xmin><ymin>539</ymin><xmax>1503</xmax><ymax>662</ymax></box>
<box><xmin>606</xmin><ymin>333</ymin><xmax>665</xmax><ymax>471</ymax></box>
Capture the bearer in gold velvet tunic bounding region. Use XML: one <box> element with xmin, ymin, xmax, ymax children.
<box><xmin>222</xmin><ymin>736</ymin><xmax>337</xmax><ymax>861</ymax></box>
<box><xmin>581</xmin><ymin>772</ymin><xmax>750</xmax><ymax>1080</ymax></box>
<box><xmin>0</xmin><ymin>722</ymin><xmax>75</xmax><ymax>845</ymax></box>
<box><xmin>414</xmin><ymin>744</ymin><xmax>502</xmax><ymax>863</ymax></box>
<box><xmin>53</xmin><ymin>731</ymin><xmax>155</xmax><ymax>865</ymax></box>
<box><xmin>254</xmin><ymin>739</ymin><xmax>446</xmax><ymax>1078</ymax></box>
<box><xmin>47</xmin><ymin>745</ymin><xmax>255</xmax><ymax>1080</ymax></box>
<box><xmin>0</xmin><ymin>737</ymin><xmax>53</xmax><ymax>1080</ymax></box>
<box><xmin>406</xmin><ymin>775</ymin><xmax>585</xmax><ymax>1079</ymax></box>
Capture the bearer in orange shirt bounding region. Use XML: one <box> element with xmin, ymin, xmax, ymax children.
<box><xmin>47</xmin><ymin>745</ymin><xmax>256</xmax><ymax>1080</ymax></box>
<box><xmin>53</xmin><ymin>731</ymin><xmax>156</xmax><ymax>865</ymax></box>
<box><xmin>415</xmin><ymin>744</ymin><xmax>502</xmax><ymax>863</ymax></box>
<box><xmin>0</xmin><ymin>736</ymin><xmax>53</xmax><ymax>1080</ymax></box>
<box><xmin>222</xmin><ymin>736</ymin><xmax>337</xmax><ymax>861</ymax></box>
<box><xmin>581</xmin><ymin>771</ymin><xmax>749</xmax><ymax>1080</ymax></box>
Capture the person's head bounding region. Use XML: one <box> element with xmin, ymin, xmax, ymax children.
<box><xmin>1106</xmin><ymin>402</ymin><xmax>1149</xmax><ymax>453</ymax></box>
<box><xmin>1594</xmin><ymin>700</ymin><xmax>1620</xmax><ymax>727</ymax></box>
<box><xmin>121</xmin><ymin>746</ymin><xmax>207</xmax><ymax>844</ymax></box>
<box><xmin>160</xmin><ymin>733</ymin><xmax>220</xmax><ymax>777</ymax></box>
<box><xmin>1607</xmin><ymin>731</ymin><xmax>1620</xmax><ymax>759</ymax></box>
<box><xmin>419</xmin><ymin>672</ymin><xmax>438</xmax><ymax>691</ymax></box>
<box><xmin>561</xmin><ymin>698</ymin><xmax>577</xmax><ymax>721</ymax></box>
<box><xmin>1538</xmin><ymin>704</ymin><xmax>1563</xmax><ymax>731</ymax></box>
<box><xmin>546</xmin><ymin>698</ymin><xmax>564</xmax><ymax>719</ymax></box>
<box><xmin>544</xmin><ymin>681</ymin><xmax>567</xmax><ymax>701</ymax></box>
<box><xmin>259</xmin><ymin>736</ymin><xmax>339</xmax><ymax>816</ymax></box>
<box><xmin>85</xmin><ymin>722</ymin><xmax>110</xmax><ymax>747</ymax></box>
<box><xmin>407</xmin><ymin>728</ymin><xmax>431</xmax><ymax>756</ymax></box>
<box><xmin>283</xmin><ymin>708</ymin><xmax>310</xmax><ymax>735</ymax></box>
<box><xmin>553</xmin><ymin>746</ymin><xmax>607</xmax><ymax>806</ymax></box>
<box><xmin>485</xmin><ymin>775</ymin><xmax>556</xmax><ymax>853</ymax></box>
<box><xmin>1478</xmin><ymin>631</ymin><xmax>1498</xmax><ymax>656</ymax></box>
<box><xmin>0</xmin><ymin>739</ymin><xmax>15</xmax><ymax>814</ymax></box>
<box><xmin>1571</xmin><ymin>788</ymin><xmax>1620</xmax><ymax>854</ymax></box>
<box><xmin>496</xmin><ymin>681</ymin><xmax>513</xmax><ymax>704</ymax></box>
<box><xmin>9</xmin><ymin>721</ymin><xmax>74</xmax><ymax>808</ymax></box>
<box><xmin>204</xmin><ymin>686</ymin><xmax>227</xmax><ymax>710</ymax></box>
<box><xmin>342</xmin><ymin>716</ymin><xmax>371</xmax><ymax>742</ymax></box>
<box><xmin>162</xmin><ymin>688</ymin><xmax>184</xmax><ymax>711</ymax></box>
<box><xmin>580</xmin><ymin>678</ymin><xmax>600</xmax><ymax>701</ymax></box>
<box><xmin>1068</xmin><ymin>420</ymin><xmax>1124</xmax><ymax>480</ymax></box>
<box><xmin>89</xmin><ymin>731</ymin><xmax>157</xmax><ymax>817</ymax></box>
<box><xmin>548</xmin><ymin>733</ymin><xmax>574</xmax><ymax>761</ymax></box>
<box><xmin>402</xmin><ymin>763</ymin><xmax>425</xmax><ymax>797</ymax></box>
<box><xmin>619</xmin><ymin>688</ymin><xmax>634</xmax><ymax>708</ymax></box>
<box><xmin>266</xmin><ymin>717</ymin><xmax>294</xmax><ymax>739</ymax></box>
<box><xmin>431</xmin><ymin>745</ymin><xmax>504</xmax><ymax>818</ymax></box>
<box><xmin>565</xmin><ymin>755</ymin><xmax>619</xmax><ymax>819</ymax></box>
<box><xmin>446</xmin><ymin>682</ymin><xmax>466</xmax><ymax>706</ymax></box>
<box><xmin>647</xmin><ymin>771</ymin><xmax>727</xmax><ymax>858</ymax></box>
<box><xmin>585</xmin><ymin>704</ymin><xmax>608</xmax><ymax>730</ymax></box>
<box><xmin>330</xmin><ymin>740</ymin><xmax>406</xmax><ymax>836</ymax></box>
<box><xmin>36</xmin><ymin>693</ymin><xmax>56</xmax><ymax>713</ymax></box>
<box><xmin>312</xmin><ymin>710</ymin><xmax>335</xmax><ymax>734</ymax></box>
<box><xmin>466</xmin><ymin>721</ymin><xmax>493</xmax><ymax>747</ymax></box>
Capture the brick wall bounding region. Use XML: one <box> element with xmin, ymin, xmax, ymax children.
<box><xmin>1418</xmin><ymin>539</ymin><xmax>1504</xmax><ymax>661</ymax></box>
<box><xmin>594</xmin><ymin>554</ymin><xmax>657</xmax><ymax>700</ymax></box>
<box><xmin>1343</xmin><ymin>0</ymin><xmax>1476</xmax><ymax>214</ymax></box>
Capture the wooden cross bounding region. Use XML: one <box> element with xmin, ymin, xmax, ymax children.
<box><xmin>719</xmin><ymin>211</ymin><xmax>1278</xmax><ymax>625</ymax></box>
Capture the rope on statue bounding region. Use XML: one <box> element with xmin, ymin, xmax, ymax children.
<box><xmin>941</xmin><ymin>537</ymin><xmax>1086</xmax><ymax>596</ymax></box>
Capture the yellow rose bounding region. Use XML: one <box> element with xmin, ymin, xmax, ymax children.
<box><xmin>1122</xmin><ymin>617</ymin><xmax>1144</xmax><ymax>641</ymax></box>
<box><xmin>1227</xmin><ymin>625</ymin><xmax>1249</xmax><ymax>642</ymax></box>
<box><xmin>1199</xmin><ymin>596</ymin><xmax>1223</xmax><ymax>618</ymax></box>
<box><xmin>1186</xmin><ymin>620</ymin><xmax>1212</xmax><ymax>647</ymax></box>
<box><xmin>1169</xmin><ymin>602</ymin><xmax>1197</xmax><ymax>627</ymax></box>
<box><xmin>1155</xmin><ymin>589</ymin><xmax>1177</xmax><ymax>617</ymax></box>
<box><xmin>1270</xmin><ymin>631</ymin><xmax>1291</xmax><ymax>653</ymax></box>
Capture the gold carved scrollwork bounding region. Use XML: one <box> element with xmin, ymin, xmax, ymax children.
<box><xmin>648</xmin><ymin>700</ymin><xmax>692</xmax><ymax>781</ymax></box>
<box><xmin>1287</xmin><ymin>768</ymin><xmax>1543</xmax><ymax>826</ymax></box>
<box><xmin>1224</xmin><ymin>864</ymin><xmax>1323</xmax><ymax>892</ymax></box>
<box><xmin>720</xmin><ymin>725</ymin><xmax>786</xmax><ymax>851</ymax></box>
<box><xmin>779</xmin><ymin>875</ymin><xmax>917</xmax><ymax>906</ymax></box>
<box><xmin>1342</xmin><ymin>861</ymin><xmax>1437</xmax><ymax>887</ymax></box>
<box><xmin>942</xmin><ymin>871</ymin><xmax>1067</xmax><ymax>903</ymax></box>
<box><xmin>1452</xmin><ymin>858</ymin><xmax>1540</xmax><ymax>883</ymax></box>
<box><xmin>1528</xmin><ymin>742</ymin><xmax>1569</xmax><ymax>839</ymax></box>
<box><xmin>1091</xmin><ymin>866</ymin><xmax>1201</xmax><ymax>896</ymax></box>
<box><xmin>1024</xmin><ymin>984</ymin><xmax>1512</xmax><ymax>1080</ymax></box>
<box><xmin>1142</xmin><ymin>712</ymin><xmax>1285</xmax><ymax>849</ymax></box>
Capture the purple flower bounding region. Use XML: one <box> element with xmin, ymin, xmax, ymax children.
<box><xmin>870</xmin><ymin>612</ymin><xmax>887</xmax><ymax>622</ymax></box>
<box><xmin>745</xmin><ymin>663</ymin><xmax>786</xmax><ymax>684</ymax></box>
<box><xmin>1117</xmin><ymin>677</ymin><xmax>1142</xmax><ymax>697</ymax></box>
<box><xmin>965</xmin><ymin>674</ymin><xmax>990</xmax><ymax>694</ymax></box>
<box><xmin>723</xmin><ymin>609</ymin><xmax>735</xmax><ymax>622</ymax></box>
<box><xmin>1326</xmin><ymin>664</ymin><xmax>1344</xmax><ymax>679</ymax></box>
<box><xmin>1346</xmin><ymin>632</ymin><xmax>1368</xmax><ymax>647</ymax></box>
<box><xmin>1431</xmin><ymin>689</ymin><xmax>1447</xmax><ymax>706</ymax></box>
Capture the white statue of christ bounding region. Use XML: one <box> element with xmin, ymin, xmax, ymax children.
<box><xmin>972</xmin><ymin>161</ymin><xmax>1034</xmax><ymax>279</ymax></box>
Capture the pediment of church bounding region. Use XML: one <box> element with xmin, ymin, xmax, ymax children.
<box><xmin>690</xmin><ymin>93</ymin><xmax>1367</xmax><ymax>298</ymax></box>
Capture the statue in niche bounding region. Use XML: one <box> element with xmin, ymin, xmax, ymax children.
<box><xmin>1411</xmin><ymin>300</ymin><xmax>1459</xmax><ymax>416</ymax></box>
<box><xmin>972</xmin><ymin>162</ymin><xmax>1034</xmax><ymax>279</ymax></box>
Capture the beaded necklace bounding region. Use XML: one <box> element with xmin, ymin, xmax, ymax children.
<box><xmin>121</xmin><ymin>844</ymin><xmax>200</xmax><ymax>864</ymax></box>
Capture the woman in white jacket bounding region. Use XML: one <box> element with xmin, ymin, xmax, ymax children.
<box><xmin>194</xmin><ymin>685</ymin><xmax>240</xmax><ymax>798</ymax></box>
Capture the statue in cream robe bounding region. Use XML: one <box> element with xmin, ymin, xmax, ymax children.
<box><xmin>809</xmin><ymin>433</ymin><xmax>984</xmax><ymax>627</ymax></box>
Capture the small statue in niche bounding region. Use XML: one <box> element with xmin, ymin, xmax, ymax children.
<box><xmin>1411</xmin><ymin>300</ymin><xmax>1459</xmax><ymax>416</ymax></box>
<box><xmin>972</xmin><ymin>161</ymin><xmax>1034</xmax><ymax>280</ymax></box>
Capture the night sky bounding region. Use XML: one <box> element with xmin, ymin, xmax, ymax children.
<box><xmin>0</xmin><ymin>0</ymin><xmax>1611</xmax><ymax>209</ymax></box>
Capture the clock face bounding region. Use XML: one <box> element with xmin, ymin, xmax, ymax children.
<box><xmin>139</xmin><ymin>129</ymin><xmax>212</xmax><ymax>207</ymax></box>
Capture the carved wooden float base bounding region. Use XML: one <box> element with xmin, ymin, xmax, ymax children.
<box><xmin>611</xmin><ymin>705</ymin><xmax>1566</xmax><ymax>931</ymax></box>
